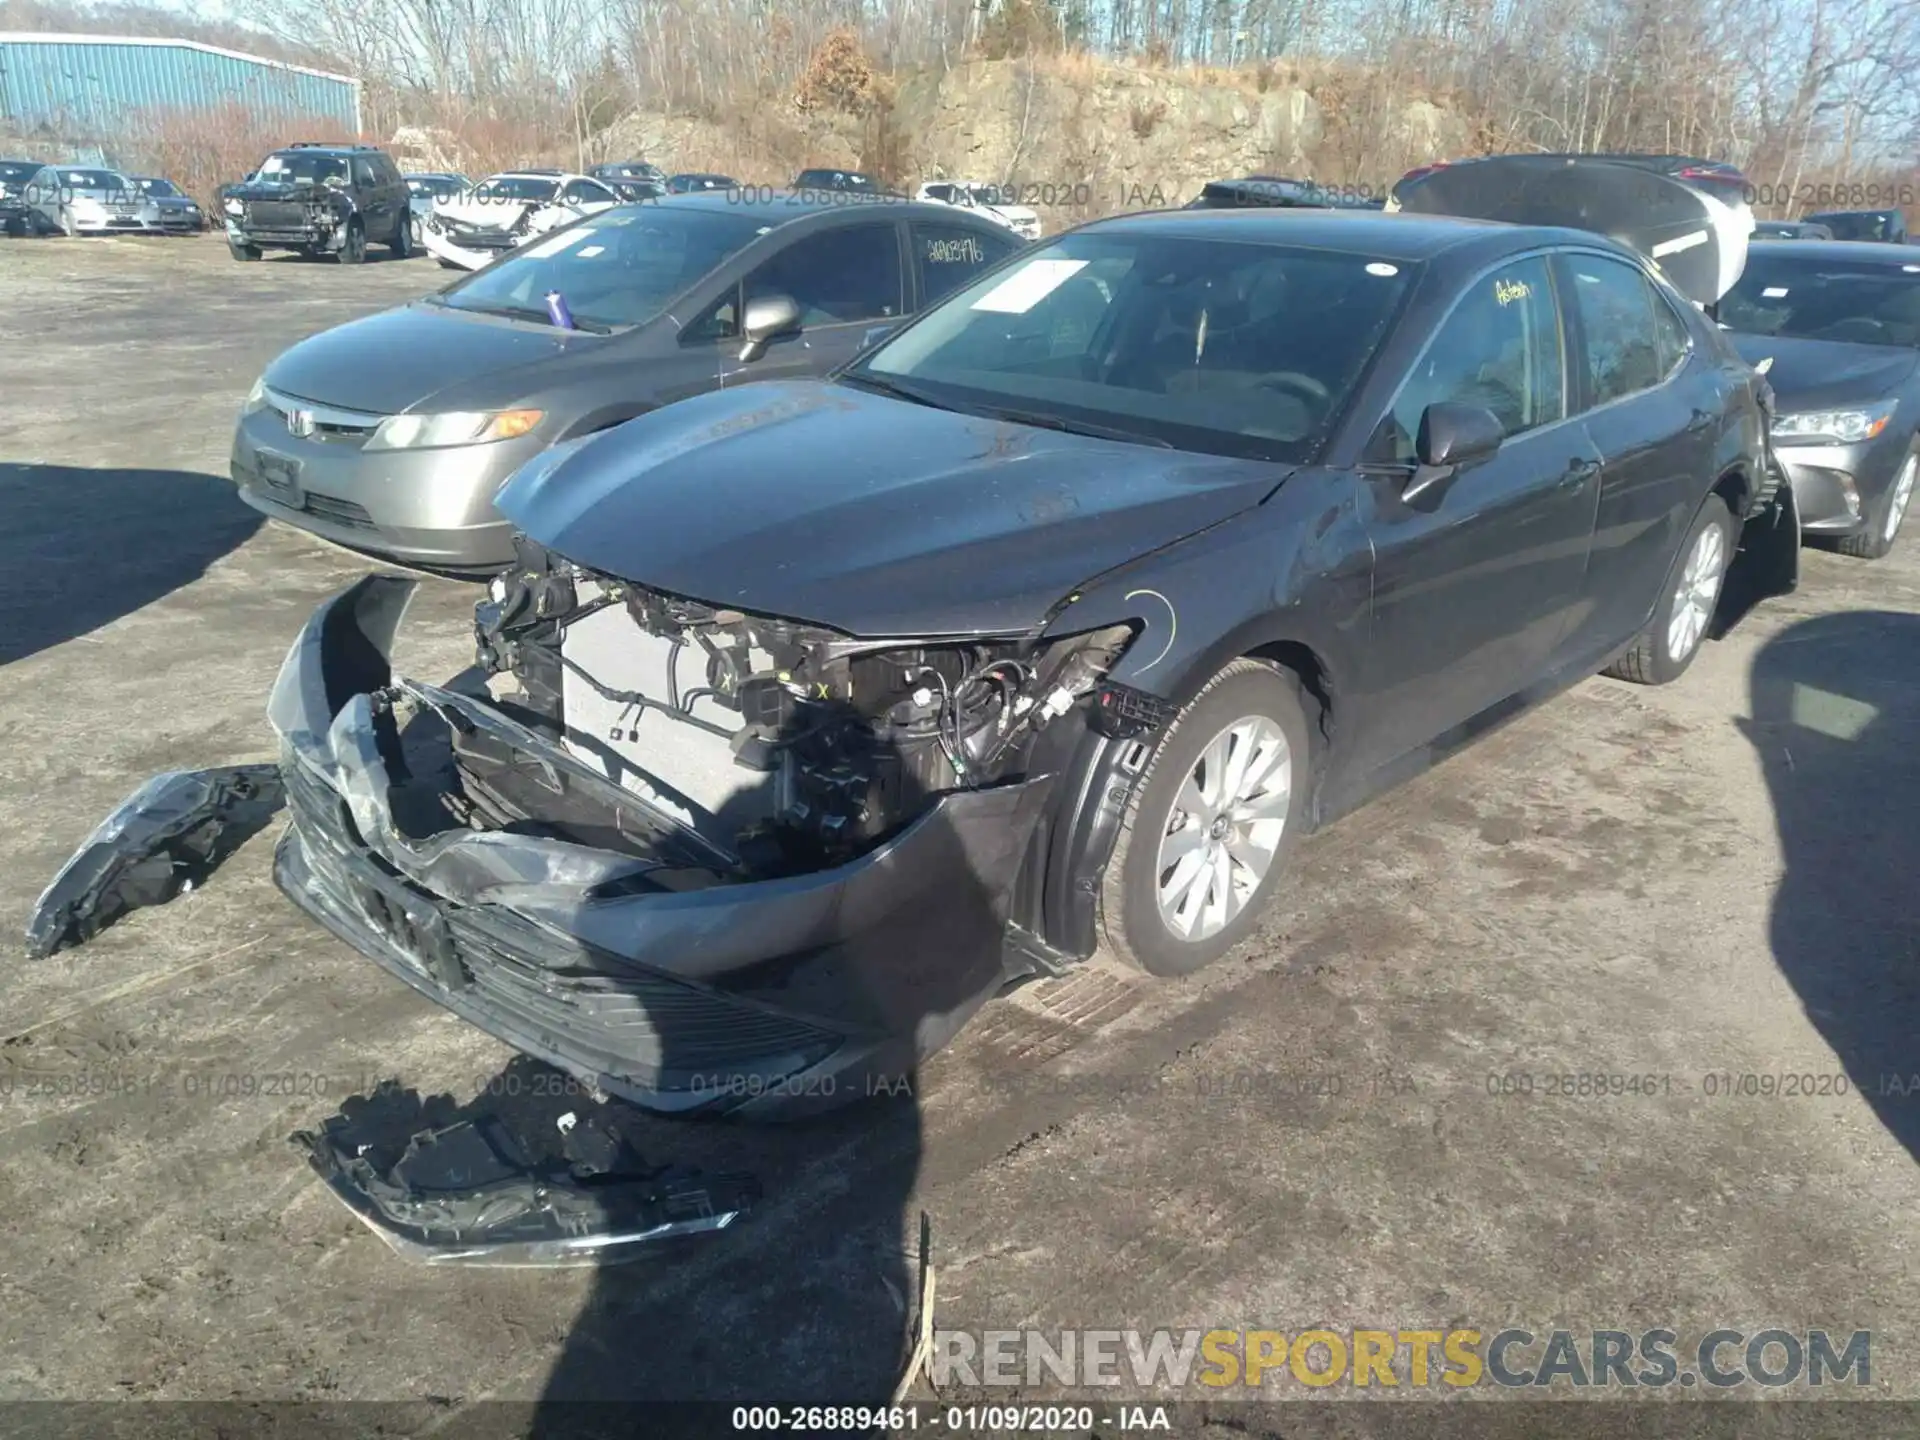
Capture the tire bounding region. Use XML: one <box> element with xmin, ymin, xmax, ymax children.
<box><xmin>389</xmin><ymin>212</ymin><xmax>413</xmax><ymax>259</ymax></box>
<box><xmin>1835</xmin><ymin>442</ymin><xmax>1917</xmax><ymax>560</ymax></box>
<box><xmin>228</xmin><ymin>239</ymin><xmax>262</xmax><ymax>261</ymax></box>
<box><xmin>437</xmin><ymin>257</ymin><xmax>463</xmax><ymax>270</ymax></box>
<box><xmin>334</xmin><ymin>219</ymin><xmax>366</xmax><ymax>265</ymax></box>
<box><xmin>1604</xmin><ymin>492</ymin><xmax>1736</xmax><ymax>686</ymax></box>
<box><xmin>1097</xmin><ymin>659</ymin><xmax>1312</xmax><ymax>977</ymax></box>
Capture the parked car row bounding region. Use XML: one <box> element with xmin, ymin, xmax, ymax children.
<box><xmin>0</xmin><ymin>158</ymin><xmax>206</xmax><ymax>236</ymax></box>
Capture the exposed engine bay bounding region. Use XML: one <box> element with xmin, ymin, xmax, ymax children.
<box><xmin>470</xmin><ymin>536</ymin><xmax>1135</xmax><ymax>880</ymax></box>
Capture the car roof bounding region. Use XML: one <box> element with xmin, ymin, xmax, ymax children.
<box><xmin>1081</xmin><ymin>206</ymin><xmax>1600</xmax><ymax>263</ymax></box>
<box><xmin>1742</xmin><ymin>239</ymin><xmax>1920</xmax><ymax>265</ymax></box>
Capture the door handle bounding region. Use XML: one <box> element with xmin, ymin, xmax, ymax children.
<box><xmin>1559</xmin><ymin>457</ymin><xmax>1600</xmax><ymax>488</ymax></box>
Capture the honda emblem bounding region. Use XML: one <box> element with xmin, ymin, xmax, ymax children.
<box><xmin>286</xmin><ymin>408</ymin><xmax>316</xmax><ymax>438</ymax></box>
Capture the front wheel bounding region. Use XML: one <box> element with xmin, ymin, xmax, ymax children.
<box><xmin>228</xmin><ymin>239</ymin><xmax>262</xmax><ymax>261</ymax></box>
<box><xmin>1604</xmin><ymin>492</ymin><xmax>1735</xmax><ymax>686</ymax></box>
<box><xmin>333</xmin><ymin>219</ymin><xmax>366</xmax><ymax>265</ymax></box>
<box><xmin>1835</xmin><ymin>443</ymin><xmax>1917</xmax><ymax>560</ymax></box>
<box><xmin>1098</xmin><ymin>660</ymin><xmax>1312</xmax><ymax>977</ymax></box>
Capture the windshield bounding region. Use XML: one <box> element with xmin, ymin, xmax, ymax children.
<box><xmin>964</xmin><ymin>185</ymin><xmax>1006</xmax><ymax>206</ymax></box>
<box><xmin>408</xmin><ymin>176</ymin><xmax>461</xmax><ymax>199</ymax></box>
<box><xmin>136</xmin><ymin>178</ymin><xmax>179</xmax><ymax>196</ymax></box>
<box><xmin>258</xmin><ymin>152</ymin><xmax>348</xmax><ymax>185</ymax></box>
<box><xmin>1719</xmin><ymin>255</ymin><xmax>1920</xmax><ymax>348</ymax></box>
<box><xmin>437</xmin><ymin>205</ymin><xmax>769</xmax><ymax>329</ymax></box>
<box><xmin>850</xmin><ymin>231</ymin><xmax>1413</xmax><ymax>462</ymax></box>
<box><xmin>473</xmin><ymin>176</ymin><xmax>560</xmax><ymax>203</ymax></box>
<box><xmin>50</xmin><ymin>169</ymin><xmax>128</xmax><ymax>192</ymax></box>
<box><xmin>0</xmin><ymin>161</ymin><xmax>39</xmax><ymax>184</ymax></box>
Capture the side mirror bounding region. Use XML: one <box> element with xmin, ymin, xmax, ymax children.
<box><xmin>738</xmin><ymin>293</ymin><xmax>802</xmax><ymax>362</ymax></box>
<box><xmin>1405</xmin><ymin>401</ymin><xmax>1504</xmax><ymax>502</ymax></box>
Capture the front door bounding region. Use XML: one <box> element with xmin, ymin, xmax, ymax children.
<box><xmin>1353</xmin><ymin>252</ymin><xmax>1603</xmax><ymax>771</ymax></box>
<box><xmin>717</xmin><ymin>220</ymin><xmax>907</xmax><ymax>385</ymax></box>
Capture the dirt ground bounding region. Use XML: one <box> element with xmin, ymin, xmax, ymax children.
<box><xmin>1</xmin><ymin>234</ymin><xmax>1917</xmax><ymax>1435</ymax></box>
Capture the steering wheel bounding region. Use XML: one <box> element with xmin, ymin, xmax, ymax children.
<box><xmin>1252</xmin><ymin>371</ymin><xmax>1333</xmax><ymax>408</ymax></box>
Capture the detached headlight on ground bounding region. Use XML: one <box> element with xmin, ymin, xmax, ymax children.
<box><xmin>224</xmin><ymin>197</ymin><xmax>242</xmax><ymax>215</ymax></box>
<box><xmin>1773</xmin><ymin>402</ymin><xmax>1895</xmax><ymax>446</ymax></box>
<box><xmin>366</xmin><ymin>409</ymin><xmax>544</xmax><ymax>451</ymax></box>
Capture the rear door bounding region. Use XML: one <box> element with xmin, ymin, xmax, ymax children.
<box><xmin>1556</xmin><ymin>249</ymin><xmax>1721</xmax><ymax>652</ymax></box>
<box><xmin>716</xmin><ymin>218</ymin><xmax>907</xmax><ymax>384</ymax></box>
<box><xmin>909</xmin><ymin>219</ymin><xmax>1021</xmax><ymax>309</ymax></box>
<box><xmin>1354</xmin><ymin>251</ymin><xmax>1603</xmax><ymax>770</ymax></box>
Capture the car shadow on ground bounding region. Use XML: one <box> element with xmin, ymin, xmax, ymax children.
<box><xmin>296</xmin><ymin>708</ymin><xmax>1032</xmax><ymax>1431</ymax></box>
<box><xmin>1742</xmin><ymin>609</ymin><xmax>1920</xmax><ymax>1162</ymax></box>
<box><xmin>0</xmin><ymin>463</ymin><xmax>262</xmax><ymax>666</ymax></box>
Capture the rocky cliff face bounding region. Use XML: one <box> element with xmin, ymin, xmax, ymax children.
<box><xmin>581</xmin><ymin>56</ymin><xmax>1469</xmax><ymax>222</ymax></box>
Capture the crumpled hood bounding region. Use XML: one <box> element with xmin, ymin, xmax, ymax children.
<box><xmin>263</xmin><ymin>301</ymin><xmax>600</xmax><ymax>415</ymax></box>
<box><xmin>436</xmin><ymin>195</ymin><xmax>541</xmax><ymax>229</ymax></box>
<box><xmin>1728</xmin><ymin>332</ymin><xmax>1920</xmax><ymax>411</ymax></box>
<box><xmin>497</xmin><ymin>380</ymin><xmax>1287</xmax><ymax>637</ymax></box>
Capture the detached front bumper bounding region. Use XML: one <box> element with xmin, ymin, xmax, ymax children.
<box><xmin>270</xmin><ymin>576</ymin><xmax>1053</xmax><ymax>1119</ymax></box>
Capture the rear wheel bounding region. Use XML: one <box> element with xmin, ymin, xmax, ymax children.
<box><xmin>1604</xmin><ymin>492</ymin><xmax>1735</xmax><ymax>686</ymax></box>
<box><xmin>389</xmin><ymin>212</ymin><xmax>413</xmax><ymax>258</ymax></box>
<box><xmin>1835</xmin><ymin>443</ymin><xmax>1917</xmax><ymax>560</ymax></box>
<box><xmin>1098</xmin><ymin>660</ymin><xmax>1311</xmax><ymax>978</ymax></box>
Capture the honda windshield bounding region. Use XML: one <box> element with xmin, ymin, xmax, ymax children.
<box><xmin>845</xmin><ymin>231</ymin><xmax>1415</xmax><ymax>462</ymax></box>
<box><xmin>1719</xmin><ymin>254</ymin><xmax>1920</xmax><ymax>348</ymax></box>
<box><xmin>436</xmin><ymin>206</ymin><xmax>768</xmax><ymax>330</ymax></box>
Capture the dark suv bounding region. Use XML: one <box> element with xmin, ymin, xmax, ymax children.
<box><xmin>222</xmin><ymin>143</ymin><xmax>411</xmax><ymax>264</ymax></box>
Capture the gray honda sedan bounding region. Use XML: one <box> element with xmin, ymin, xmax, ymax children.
<box><xmin>230</xmin><ymin>191</ymin><xmax>1024</xmax><ymax>572</ymax></box>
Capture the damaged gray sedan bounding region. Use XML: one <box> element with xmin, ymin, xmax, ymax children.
<box><xmin>263</xmin><ymin>193</ymin><xmax>1788</xmax><ymax>1124</ymax></box>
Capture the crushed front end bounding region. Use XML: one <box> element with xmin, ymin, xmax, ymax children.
<box><xmin>269</xmin><ymin>549</ymin><xmax>1137</xmax><ymax>1118</ymax></box>
<box><xmin>227</xmin><ymin>183</ymin><xmax>352</xmax><ymax>253</ymax></box>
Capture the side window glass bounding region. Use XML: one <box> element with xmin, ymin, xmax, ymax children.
<box><xmin>1375</xmin><ymin>255</ymin><xmax>1564</xmax><ymax>462</ymax></box>
<box><xmin>351</xmin><ymin>158</ymin><xmax>375</xmax><ymax>187</ymax></box>
<box><xmin>912</xmin><ymin>224</ymin><xmax>1016</xmax><ymax>307</ymax></box>
<box><xmin>1650</xmin><ymin>289</ymin><xmax>1692</xmax><ymax>377</ymax></box>
<box><xmin>745</xmin><ymin>224</ymin><xmax>902</xmax><ymax>326</ymax></box>
<box><xmin>1567</xmin><ymin>254</ymin><xmax>1664</xmax><ymax>405</ymax></box>
<box><xmin>682</xmin><ymin>286</ymin><xmax>740</xmax><ymax>344</ymax></box>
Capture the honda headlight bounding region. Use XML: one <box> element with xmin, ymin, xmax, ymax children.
<box><xmin>242</xmin><ymin>375</ymin><xmax>269</xmax><ymax>416</ymax></box>
<box><xmin>1772</xmin><ymin>401</ymin><xmax>1895</xmax><ymax>446</ymax></box>
<box><xmin>365</xmin><ymin>409</ymin><xmax>545</xmax><ymax>451</ymax></box>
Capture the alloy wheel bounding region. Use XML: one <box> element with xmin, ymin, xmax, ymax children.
<box><xmin>1154</xmin><ymin>715</ymin><xmax>1292</xmax><ymax>943</ymax></box>
<box><xmin>1666</xmin><ymin>521</ymin><xmax>1727</xmax><ymax>663</ymax></box>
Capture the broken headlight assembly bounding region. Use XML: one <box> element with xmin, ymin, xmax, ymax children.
<box><xmin>471</xmin><ymin>546</ymin><xmax>1139</xmax><ymax>875</ymax></box>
